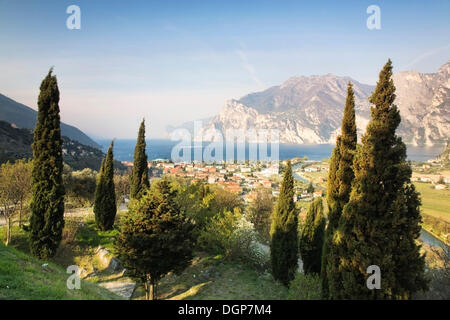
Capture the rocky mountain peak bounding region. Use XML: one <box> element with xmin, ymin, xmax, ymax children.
<box><xmin>169</xmin><ymin>61</ymin><xmax>450</xmax><ymax>146</ymax></box>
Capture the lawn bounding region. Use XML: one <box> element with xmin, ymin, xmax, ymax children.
<box><xmin>414</xmin><ymin>182</ymin><xmax>450</xmax><ymax>223</ymax></box>
<box><xmin>0</xmin><ymin>242</ymin><xmax>122</xmax><ymax>300</ymax></box>
<box><xmin>132</xmin><ymin>253</ymin><xmax>288</xmax><ymax>300</ymax></box>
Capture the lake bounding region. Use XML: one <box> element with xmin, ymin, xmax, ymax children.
<box><xmin>100</xmin><ymin>139</ymin><xmax>447</xmax><ymax>250</ymax></box>
<box><xmin>97</xmin><ymin>139</ymin><xmax>445</xmax><ymax>163</ymax></box>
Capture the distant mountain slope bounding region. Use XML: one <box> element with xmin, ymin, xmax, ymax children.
<box><xmin>184</xmin><ymin>75</ymin><xmax>375</xmax><ymax>144</ymax></box>
<box><xmin>0</xmin><ymin>93</ymin><xmax>100</xmax><ymax>148</ymax></box>
<box><xmin>438</xmin><ymin>141</ymin><xmax>450</xmax><ymax>163</ymax></box>
<box><xmin>0</xmin><ymin>120</ymin><xmax>123</xmax><ymax>171</ymax></box>
<box><xmin>393</xmin><ymin>61</ymin><xmax>450</xmax><ymax>146</ymax></box>
<box><xmin>169</xmin><ymin>61</ymin><xmax>450</xmax><ymax>146</ymax></box>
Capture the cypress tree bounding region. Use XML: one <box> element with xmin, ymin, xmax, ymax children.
<box><xmin>115</xmin><ymin>179</ymin><xmax>195</xmax><ymax>300</ymax></box>
<box><xmin>331</xmin><ymin>60</ymin><xmax>427</xmax><ymax>299</ymax></box>
<box><xmin>300</xmin><ymin>197</ymin><xmax>326</xmax><ymax>275</ymax></box>
<box><xmin>130</xmin><ymin>119</ymin><xmax>150</xmax><ymax>200</ymax></box>
<box><xmin>29</xmin><ymin>69</ymin><xmax>65</xmax><ymax>259</ymax></box>
<box><xmin>321</xmin><ymin>82</ymin><xmax>357</xmax><ymax>298</ymax></box>
<box><xmin>307</xmin><ymin>181</ymin><xmax>314</xmax><ymax>194</ymax></box>
<box><xmin>94</xmin><ymin>141</ymin><xmax>117</xmax><ymax>231</ymax></box>
<box><xmin>270</xmin><ymin>161</ymin><xmax>298</xmax><ymax>286</ymax></box>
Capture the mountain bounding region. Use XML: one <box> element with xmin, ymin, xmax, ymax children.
<box><xmin>169</xmin><ymin>61</ymin><xmax>450</xmax><ymax>146</ymax></box>
<box><xmin>437</xmin><ymin>141</ymin><xmax>450</xmax><ymax>164</ymax></box>
<box><xmin>0</xmin><ymin>93</ymin><xmax>100</xmax><ymax>148</ymax></box>
<box><xmin>0</xmin><ymin>120</ymin><xmax>123</xmax><ymax>171</ymax></box>
<box><xmin>393</xmin><ymin>61</ymin><xmax>450</xmax><ymax>146</ymax></box>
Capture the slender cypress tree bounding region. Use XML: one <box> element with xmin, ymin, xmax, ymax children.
<box><xmin>130</xmin><ymin>119</ymin><xmax>150</xmax><ymax>200</ymax></box>
<box><xmin>270</xmin><ymin>161</ymin><xmax>298</xmax><ymax>286</ymax></box>
<box><xmin>331</xmin><ymin>60</ymin><xmax>427</xmax><ymax>299</ymax></box>
<box><xmin>321</xmin><ymin>82</ymin><xmax>357</xmax><ymax>298</ymax></box>
<box><xmin>94</xmin><ymin>141</ymin><xmax>117</xmax><ymax>231</ymax></box>
<box><xmin>300</xmin><ymin>197</ymin><xmax>325</xmax><ymax>275</ymax></box>
<box><xmin>29</xmin><ymin>69</ymin><xmax>65</xmax><ymax>259</ymax></box>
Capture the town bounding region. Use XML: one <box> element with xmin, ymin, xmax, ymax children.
<box><xmin>120</xmin><ymin>157</ymin><xmax>330</xmax><ymax>217</ymax></box>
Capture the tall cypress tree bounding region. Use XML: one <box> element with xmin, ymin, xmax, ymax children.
<box><xmin>29</xmin><ymin>69</ymin><xmax>65</xmax><ymax>259</ymax></box>
<box><xmin>321</xmin><ymin>82</ymin><xmax>357</xmax><ymax>298</ymax></box>
<box><xmin>130</xmin><ymin>119</ymin><xmax>150</xmax><ymax>200</ymax></box>
<box><xmin>300</xmin><ymin>197</ymin><xmax>325</xmax><ymax>275</ymax></box>
<box><xmin>331</xmin><ymin>60</ymin><xmax>427</xmax><ymax>299</ymax></box>
<box><xmin>94</xmin><ymin>141</ymin><xmax>117</xmax><ymax>231</ymax></box>
<box><xmin>270</xmin><ymin>161</ymin><xmax>298</xmax><ymax>286</ymax></box>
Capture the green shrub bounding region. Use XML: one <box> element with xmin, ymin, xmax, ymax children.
<box><xmin>198</xmin><ymin>208</ymin><xmax>270</xmax><ymax>271</ymax></box>
<box><xmin>288</xmin><ymin>272</ymin><xmax>322</xmax><ymax>300</ymax></box>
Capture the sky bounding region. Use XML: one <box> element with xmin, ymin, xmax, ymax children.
<box><xmin>0</xmin><ymin>0</ymin><xmax>449</xmax><ymax>139</ymax></box>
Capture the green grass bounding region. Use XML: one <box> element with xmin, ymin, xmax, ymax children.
<box><xmin>132</xmin><ymin>253</ymin><xmax>288</xmax><ymax>300</ymax></box>
<box><xmin>414</xmin><ymin>182</ymin><xmax>450</xmax><ymax>223</ymax></box>
<box><xmin>0</xmin><ymin>242</ymin><xmax>122</xmax><ymax>300</ymax></box>
<box><xmin>76</xmin><ymin>220</ymin><xmax>118</xmax><ymax>251</ymax></box>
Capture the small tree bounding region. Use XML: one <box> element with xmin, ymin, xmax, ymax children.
<box><xmin>94</xmin><ymin>141</ymin><xmax>117</xmax><ymax>231</ymax></box>
<box><xmin>270</xmin><ymin>161</ymin><xmax>298</xmax><ymax>286</ymax></box>
<box><xmin>247</xmin><ymin>186</ymin><xmax>274</xmax><ymax>243</ymax></box>
<box><xmin>307</xmin><ymin>182</ymin><xmax>314</xmax><ymax>194</ymax></box>
<box><xmin>0</xmin><ymin>160</ymin><xmax>32</xmax><ymax>245</ymax></box>
<box><xmin>115</xmin><ymin>178</ymin><xmax>195</xmax><ymax>300</ymax></box>
<box><xmin>114</xmin><ymin>170</ymin><xmax>131</xmax><ymax>206</ymax></box>
<box><xmin>300</xmin><ymin>197</ymin><xmax>325</xmax><ymax>274</ymax></box>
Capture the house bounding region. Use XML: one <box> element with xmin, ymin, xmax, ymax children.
<box><xmin>208</xmin><ymin>176</ymin><xmax>218</xmax><ymax>184</ymax></box>
<box><xmin>313</xmin><ymin>191</ymin><xmax>323</xmax><ymax>198</ymax></box>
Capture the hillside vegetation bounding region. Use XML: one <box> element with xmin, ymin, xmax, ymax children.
<box><xmin>0</xmin><ymin>120</ymin><xmax>123</xmax><ymax>171</ymax></box>
<box><xmin>0</xmin><ymin>242</ymin><xmax>122</xmax><ymax>300</ymax></box>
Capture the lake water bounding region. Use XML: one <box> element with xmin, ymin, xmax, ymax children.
<box><xmin>99</xmin><ymin>139</ymin><xmax>447</xmax><ymax>250</ymax></box>
<box><xmin>420</xmin><ymin>229</ymin><xmax>449</xmax><ymax>251</ymax></box>
<box><xmin>97</xmin><ymin>139</ymin><xmax>445</xmax><ymax>163</ymax></box>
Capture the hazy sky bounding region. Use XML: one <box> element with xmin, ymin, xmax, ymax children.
<box><xmin>0</xmin><ymin>0</ymin><xmax>449</xmax><ymax>139</ymax></box>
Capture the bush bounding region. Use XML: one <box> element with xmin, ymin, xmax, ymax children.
<box><xmin>198</xmin><ymin>208</ymin><xmax>270</xmax><ymax>271</ymax></box>
<box><xmin>198</xmin><ymin>209</ymin><xmax>240</xmax><ymax>253</ymax></box>
<box><xmin>63</xmin><ymin>168</ymin><xmax>97</xmax><ymax>208</ymax></box>
<box><xmin>228</xmin><ymin>214</ymin><xmax>270</xmax><ymax>271</ymax></box>
<box><xmin>288</xmin><ymin>272</ymin><xmax>322</xmax><ymax>300</ymax></box>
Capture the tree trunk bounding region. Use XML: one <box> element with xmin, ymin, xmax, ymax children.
<box><xmin>150</xmin><ymin>279</ymin><xmax>157</xmax><ymax>300</ymax></box>
<box><xmin>144</xmin><ymin>274</ymin><xmax>151</xmax><ymax>300</ymax></box>
<box><xmin>19</xmin><ymin>202</ymin><xmax>23</xmax><ymax>227</ymax></box>
<box><xmin>5</xmin><ymin>216</ymin><xmax>11</xmax><ymax>246</ymax></box>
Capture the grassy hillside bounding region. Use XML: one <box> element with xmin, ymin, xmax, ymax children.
<box><xmin>131</xmin><ymin>254</ymin><xmax>288</xmax><ymax>300</ymax></box>
<box><xmin>0</xmin><ymin>242</ymin><xmax>122</xmax><ymax>300</ymax></box>
<box><xmin>414</xmin><ymin>182</ymin><xmax>450</xmax><ymax>222</ymax></box>
<box><xmin>0</xmin><ymin>92</ymin><xmax>99</xmax><ymax>148</ymax></box>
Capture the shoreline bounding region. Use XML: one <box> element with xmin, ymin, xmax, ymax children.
<box><xmin>421</xmin><ymin>225</ymin><xmax>449</xmax><ymax>247</ymax></box>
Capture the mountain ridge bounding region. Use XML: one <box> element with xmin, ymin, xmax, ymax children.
<box><xmin>0</xmin><ymin>93</ymin><xmax>100</xmax><ymax>148</ymax></box>
<box><xmin>168</xmin><ymin>61</ymin><xmax>450</xmax><ymax>146</ymax></box>
<box><xmin>0</xmin><ymin>120</ymin><xmax>123</xmax><ymax>171</ymax></box>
